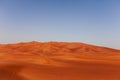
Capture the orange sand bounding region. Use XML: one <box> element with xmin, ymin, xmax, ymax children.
<box><xmin>0</xmin><ymin>41</ymin><xmax>120</xmax><ymax>80</ymax></box>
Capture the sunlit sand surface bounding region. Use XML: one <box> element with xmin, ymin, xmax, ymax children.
<box><xmin>0</xmin><ymin>41</ymin><xmax>120</xmax><ymax>80</ymax></box>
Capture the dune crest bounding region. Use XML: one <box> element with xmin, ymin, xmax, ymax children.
<box><xmin>0</xmin><ymin>41</ymin><xmax>120</xmax><ymax>80</ymax></box>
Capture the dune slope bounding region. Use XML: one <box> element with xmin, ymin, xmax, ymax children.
<box><xmin>0</xmin><ymin>41</ymin><xmax>120</xmax><ymax>80</ymax></box>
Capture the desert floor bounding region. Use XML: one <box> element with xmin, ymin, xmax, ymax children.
<box><xmin>0</xmin><ymin>42</ymin><xmax>120</xmax><ymax>80</ymax></box>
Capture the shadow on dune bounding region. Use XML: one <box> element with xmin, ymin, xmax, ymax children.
<box><xmin>0</xmin><ymin>64</ymin><xmax>28</xmax><ymax>80</ymax></box>
<box><xmin>0</xmin><ymin>61</ymin><xmax>120</xmax><ymax>80</ymax></box>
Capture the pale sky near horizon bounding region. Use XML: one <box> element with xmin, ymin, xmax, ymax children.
<box><xmin>0</xmin><ymin>0</ymin><xmax>120</xmax><ymax>49</ymax></box>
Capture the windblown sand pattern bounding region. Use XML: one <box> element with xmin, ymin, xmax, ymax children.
<box><xmin>0</xmin><ymin>41</ymin><xmax>120</xmax><ymax>80</ymax></box>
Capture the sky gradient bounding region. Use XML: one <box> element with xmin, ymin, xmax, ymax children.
<box><xmin>0</xmin><ymin>0</ymin><xmax>120</xmax><ymax>49</ymax></box>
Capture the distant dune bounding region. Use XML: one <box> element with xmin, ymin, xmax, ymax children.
<box><xmin>0</xmin><ymin>41</ymin><xmax>120</xmax><ymax>80</ymax></box>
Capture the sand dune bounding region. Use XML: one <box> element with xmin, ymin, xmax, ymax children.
<box><xmin>0</xmin><ymin>41</ymin><xmax>120</xmax><ymax>80</ymax></box>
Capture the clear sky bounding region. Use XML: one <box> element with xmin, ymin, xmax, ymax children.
<box><xmin>0</xmin><ymin>0</ymin><xmax>120</xmax><ymax>49</ymax></box>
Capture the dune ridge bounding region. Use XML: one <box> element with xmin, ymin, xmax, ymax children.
<box><xmin>0</xmin><ymin>41</ymin><xmax>120</xmax><ymax>80</ymax></box>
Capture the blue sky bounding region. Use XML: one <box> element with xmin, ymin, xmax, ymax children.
<box><xmin>0</xmin><ymin>0</ymin><xmax>120</xmax><ymax>49</ymax></box>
